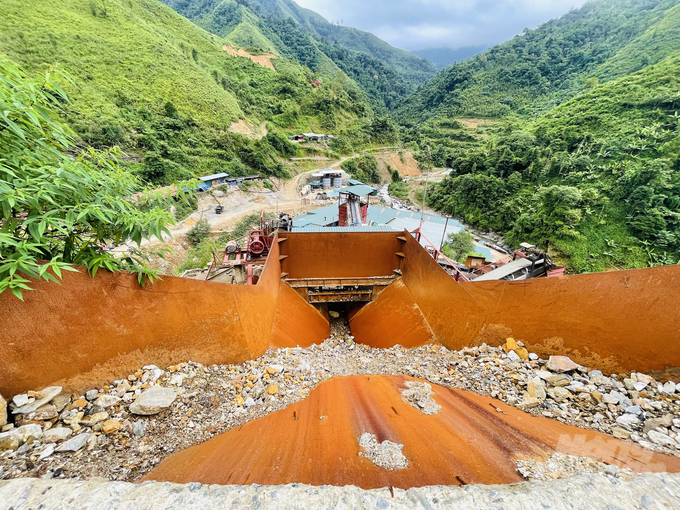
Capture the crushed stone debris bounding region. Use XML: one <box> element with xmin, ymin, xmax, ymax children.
<box><xmin>516</xmin><ymin>452</ymin><xmax>635</xmax><ymax>481</ymax></box>
<box><xmin>2</xmin><ymin>319</ymin><xmax>680</xmax><ymax>483</ymax></box>
<box><xmin>401</xmin><ymin>381</ymin><xmax>441</xmax><ymax>415</ymax></box>
<box><xmin>358</xmin><ymin>432</ymin><xmax>408</xmax><ymax>470</ymax></box>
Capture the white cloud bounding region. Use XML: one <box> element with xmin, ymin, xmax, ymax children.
<box><xmin>292</xmin><ymin>0</ymin><xmax>588</xmax><ymax>50</ymax></box>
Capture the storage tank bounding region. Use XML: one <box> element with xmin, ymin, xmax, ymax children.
<box><xmin>322</xmin><ymin>176</ymin><xmax>332</xmax><ymax>188</ymax></box>
<box><xmin>332</xmin><ymin>176</ymin><xmax>342</xmax><ymax>188</ymax></box>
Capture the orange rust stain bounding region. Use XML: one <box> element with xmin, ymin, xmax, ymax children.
<box><xmin>279</xmin><ymin>232</ymin><xmax>403</xmax><ymax>279</ymax></box>
<box><xmin>270</xmin><ymin>281</ymin><xmax>329</xmax><ymax>348</ymax></box>
<box><xmin>0</xmin><ymin>236</ymin><xmax>284</xmax><ymax>396</ymax></box>
<box><xmin>350</xmin><ymin>279</ymin><xmax>435</xmax><ymax>348</ymax></box>
<box><xmin>400</xmin><ymin>233</ymin><xmax>680</xmax><ymax>374</ymax></box>
<box><xmin>142</xmin><ymin>375</ymin><xmax>680</xmax><ymax>489</ymax></box>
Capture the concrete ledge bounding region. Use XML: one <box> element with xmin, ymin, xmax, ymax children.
<box><xmin>2</xmin><ymin>474</ymin><xmax>680</xmax><ymax>509</ymax></box>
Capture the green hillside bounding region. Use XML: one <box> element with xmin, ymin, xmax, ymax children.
<box><xmin>160</xmin><ymin>0</ymin><xmax>436</xmax><ymax>109</ymax></box>
<box><xmin>0</xmin><ymin>0</ymin><xmax>370</xmax><ymax>185</ymax></box>
<box><xmin>425</xmin><ymin>52</ymin><xmax>680</xmax><ymax>272</ymax></box>
<box><xmin>396</xmin><ymin>0</ymin><xmax>680</xmax><ymax>125</ymax></box>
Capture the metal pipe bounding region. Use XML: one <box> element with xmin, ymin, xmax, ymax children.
<box><xmin>439</xmin><ymin>217</ymin><xmax>449</xmax><ymax>251</ymax></box>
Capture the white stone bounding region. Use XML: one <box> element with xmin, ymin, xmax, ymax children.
<box><xmin>616</xmin><ymin>414</ymin><xmax>640</xmax><ymax>428</ymax></box>
<box><xmin>43</xmin><ymin>428</ymin><xmax>72</xmax><ymax>442</ymax></box>
<box><xmin>12</xmin><ymin>387</ymin><xmax>62</xmax><ymax>415</ymax></box>
<box><xmin>169</xmin><ymin>374</ymin><xmax>184</xmax><ymax>387</ymax></box>
<box><xmin>12</xmin><ymin>394</ymin><xmax>30</xmax><ymax>407</ymax></box>
<box><xmin>662</xmin><ymin>382</ymin><xmax>676</xmax><ymax>395</ymax></box>
<box><xmin>95</xmin><ymin>395</ymin><xmax>121</xmax><ymax>409</ymax></box>
<box><xmin>16</xmin><ymin>424</ymin><xmax>43</xmax><ymax>443</ymax></box>
<box><xmin>39</xmin><ymin>444</ymin><xmax>55</xmax><ymax>461</ymax></box>
<box><xmin>648</xmin><ymin>430</ymin><xmax>677</xmax><ymax>448</ymax></box>
<box><xmin>633</xmin><ymin>381</ymin><xmax>648</xmax><ymax>392</ymax></box>
<box><xmin>535</xmin><ymin>370</ymin><xmax>553</xmax><ymax>380</ymax></box>
<box><xmin>507</xmin><ymin>350</ymin><xmax>521</xmax><ymax>362</ymax></box>
<box><xmin>56</xmin><ymin>433</ymin><xmax>93</xmax><ymax>453</ymax></box>
<box><xmin>129</xmin><ymin>387</ymin><xmax>176</xmax><ymax>416</ymax></box>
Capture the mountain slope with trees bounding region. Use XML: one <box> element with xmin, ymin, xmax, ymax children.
<box><xmin>0</xmin><ymin>0</ymin><xmax>372</xmax><ymax>185</ymax></box>
<box><xmin>425</xmin><ymin>51</ymin><xmax>680</xmax><ymax>272</ymax></box>
<box><xmin>396</xmin><ymin>0</ymin><xmax>680</xmax><ymax>125</ymax></box>
<box><xmin>160</xmin><ymin>0</ymin><xmax>436</xmax><ymax>109</ymax></box>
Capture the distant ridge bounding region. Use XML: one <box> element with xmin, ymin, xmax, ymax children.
<box><xmin>413</xmin><ymin>46</ymin><xmax>488</xmax><ymax>70</ymax></box>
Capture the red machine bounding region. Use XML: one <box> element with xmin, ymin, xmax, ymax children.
<box><xmin>205</xmin><ymin>212</ymin><xmax>290</xmax><ymax>284</ymax></box>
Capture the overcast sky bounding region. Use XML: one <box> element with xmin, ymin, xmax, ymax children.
<box><xmin>294</xmin><ymin>0</ymin><xmax>589</xmax><ymax>51</ymax></box>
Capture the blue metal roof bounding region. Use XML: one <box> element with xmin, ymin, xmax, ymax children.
<box><xmin>328</xmin><ymin>184</ymin><xmax>377</xmax><ymax>198</ymax></box>
<box><xmin>292</xmin><ymin>204</ymin><xmax>339</xmax><ymax>228</ymax></box>
<box><xmin>347</xmin><ymin>179</ymin><xmax>364</xmax><ymax>186</ymax></box>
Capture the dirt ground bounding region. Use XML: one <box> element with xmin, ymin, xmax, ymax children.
<box><xmin>138</xmin><ymin>160</ymin><xmax>355</xmax><ymax>274</ymax></box>
<box><xmin>228</xmin><ymin>119</ymin><xmax>266</xmax><ymax>139</ymax></box>
<box><xmin>457</xmin><ymin>118</ymin><xmax>500</xmax><ymax>130</ymax></box>
<box><xmin>375</xmin><ymin>151</ymin><xmax>421</xmax><ymax>180</ymax></box>
<box><xmin>222</xmin><ymin>45</ymin><xmax>278</xmax><ymax>71</ymax></box>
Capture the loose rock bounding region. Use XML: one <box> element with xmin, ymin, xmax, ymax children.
<box><xmin>12</xmin><ymin>386</ymin><xmax>61</xmax><ymax>415</ymax></box>
<box><xmin>56</xmin><ymin>433</ymin><xmax>94</xmax><ymax>453</ymax></box>
<box><xmin>546</xmin><ymin>356</ymin><xmax>580</xmax><ymax>373</ymax></box>
<box><xmin>0</xmin><ymin>394</ymin><xmax>6</xmax><ymax>427</ymax></box>
<box><xmin>129</xmin><ymin>387</ymin><xmax>176</xmax><ymax>415</ymax></box>
<box><xmin>358</xmin><ymin>432</ymin><xmax>408</xmax><ymax>470</ymax></box>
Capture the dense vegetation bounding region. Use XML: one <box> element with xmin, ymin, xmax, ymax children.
<box><xmin>0</xmin><ymin>58</ymin><xmax>181</xmax><ymax>299</ymax></box>
<box><xmin>424</xmin><ymin>52</ymin><xmax>680</xmax><ymax>271</ymax></box>
<box><xmin>160</xmin><ymin>0</ymin><xmax>436</xmax><ymax>110</ymax></box>
<box><xmin>397</xmin><ymin>0</ymin><xmax>680</xmax><ymax>125</ymax></box>
<box><xmin>0</xmin><ymin>0</ymin><xmax>371</xmax><ymax>186</ymax></box>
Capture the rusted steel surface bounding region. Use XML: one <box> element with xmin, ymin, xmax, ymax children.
<box><xmin>350</xmin><ymin>279</ymin><xmax>435</xmax><ymax>348</ymax></box>
<box><xmin>270</xmin><ymin>281</ymin><xmax>329</xmax><ymax>348</ymax></box>
<box><xmin>462</xmin><ymin>266</ymin><xmax>680</xmax><ymax>373</ymax></box>
<box><xmin>278</xmin><ymin>232</ymin><xmax>403</xmax><ymax>279</ymax></box>
<box><xmin>308</xmin><ymin>289</ymin><xmax>373</xmax><ymax>303</ymax></box>
<box><xmin>143</xmin><ymin>375</ymin><xmax>680</xmax><ymax>488</ymax></box>
<box><xmin>4</xmin><ymin>229</ymin><xmax>680</xmax><ymax>395</ymax></box>
<box><xmin>398</xmin><ymin>232</ymin><xmax>680</xmax><ymax>374</ymax></box>
<box><xmin>397</xmin><ymin>233</ymin><xmax>488</xmax><ymax>345</ymax></box>
<box><xmin>0</xmin><ymin>238</ymin><xmax>284</xmax><ymax>397</ymax></box>
<box><xmin>285</xmin><ymin>276</ymin><xmax>396</xmax><ymax>288</ymax></box>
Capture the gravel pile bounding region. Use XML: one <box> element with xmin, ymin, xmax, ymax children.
<box><xmin>1</xmin><ymin>318</ymin><xmax>679</xmax><ymax>483</ymax></box>
<box><xmin>516</xmin><ymin>453</ymin><xmax>635</xmax><ymax>481</ymax></box>
<box><xmin>358</xmin><ymin>432</ymin><xmax>409</xmax><ymax>470</ymax></box>
<box><xmin>401</xmin><ymin>381</ymin><xmax>441</xmax><ymax>415</ymax></box>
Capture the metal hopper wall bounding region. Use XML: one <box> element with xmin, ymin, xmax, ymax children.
<box><xmin>398</xmin><ymin>233</ymin><xmax>680</xmax><ymax>374</ymax></box>
<box><xmin>0</xmin><ymin>235</ymin><xmax>313</xmax><ymax>396</ymax></box>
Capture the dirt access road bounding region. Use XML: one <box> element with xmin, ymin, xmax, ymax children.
<box><xmin>133</xmin><ymin>157</ymin><xmax>353</xmax><ymax>263</ymax></box>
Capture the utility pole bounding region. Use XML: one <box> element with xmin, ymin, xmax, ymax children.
<box><xmin>419</xmin><ymin>145</ymin><xmax>432</xmax><ymax>229</ymax></box>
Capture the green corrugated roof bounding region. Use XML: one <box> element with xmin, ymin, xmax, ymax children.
<box><xmin>329</xmin><ymin>184</ymin><xmax>377</xmax><ymax>197</ymax></box>
<box><xmin>292</xmin><ymin>226</ymin><xmax>397</xmax><ymax>233</ymax></box>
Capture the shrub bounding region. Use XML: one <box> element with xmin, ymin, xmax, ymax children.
<box><xmin>186</xmin><ymin>219</ymin><xmax>211</xmax><ymax>247</ymax></box>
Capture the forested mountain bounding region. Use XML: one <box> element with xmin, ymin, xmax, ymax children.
<box><xmin>403</xmin><ymin>0</ymin><xmax>680</xmax><ymax>271</ymax></box>
<box><xmin>160</xmin><ymin>0</ymin><xmax>436</xmax><ymax>109</ymax></box>
<box><xmin>0</xmin><ymin>0</ymin><xmax>373</xmax><ymax>185</ymax></box>
<box><xmin>413</xmin><ymin>46</ymin><xmax>488</xmax><ymax>71</ymax></box>
<box><xmin>397</xmin><ymin>0</ymin><xmax>680</xmax><ymax>125</ymax></box>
